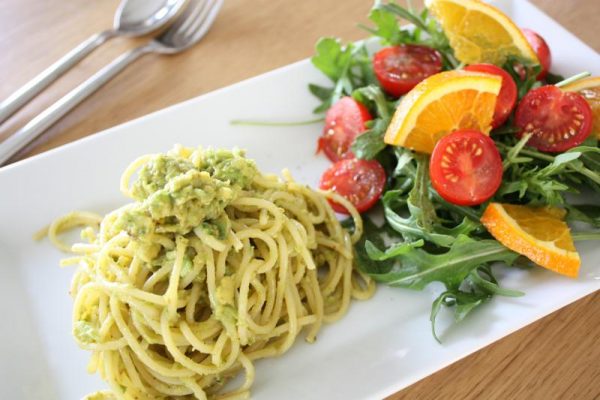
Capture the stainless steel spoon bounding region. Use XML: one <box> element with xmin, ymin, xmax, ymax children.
<box><xmin>0</xmin><ymin>0</ymin><xmax>223</xmax><ymax>166</ymax></box>
<box><xmin>0</xmin><ymin>0</ymin><xmax>187</xmax><ymax>125</ymax></box>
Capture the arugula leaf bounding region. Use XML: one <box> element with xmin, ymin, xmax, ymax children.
<box><xmin>501</xmin><ymin>133</ymin><xmax>534</xmax><ymax>169</ymax></box>
<box><xmin>383</xmin><ymin>154</ymin><xmax>480</xmax><ymax>246</ymax></box>
<box><xmin>571</xmin><ymin>231</ymin><xmax>600</xmax><ymax>241</ymax></box>
<box><xmin>430</xmin><ymin>190</ymin><xmax>483</xmax><ymax>224</ymax></box>
<box><xmin>497</xmin><ymin>136</ymin><xmax>600</xmax><ymax>205</ymax></box>
<box><xmin>364</xmin><ymin>7</ymin><xmax>406</xmax><ymax>45</ymax></box>
<box><xmin>502</xmin><ymin>56</ymin><xmax>542</xmax><ymax>99</ymax></box>
<box><xmin>365</xmin><ymin>234</ymin><xmax>518</xmax><ymax>290</ymax></box>
<box><xmin>311</xmin><ymin>37</ymin><xmax>354</xmax><ymax>82</ymax></box>
<box><xmin>347</xmin><ymin>214</ymin><xmax>398</xmax><ymax>274</ymax></box>
<box><xmin>365</xmin><ymin>239</ymin><xmax>424</xmax><ymax>260</ymax></box>
<box><xmin>567</xmin><ymin>204</ymin><xmax>600</xmax><ymax>228</ymax></box>
<box><xmin>430</xmin><ymin>290</ymin><xmax>488</xmax><ymax>343</ymax></box>
<box><xmin>454</xmin><ymin>295</ymin><xmax>485</xmax><ymax>322</ymax></box>
<box><xmin>544</xmin><ymin>71</ymin><xmax>566</xmax><ymax>84</ymax></box>
<box><xmin>408</xmin><ymin>154</ymin><xmax>437</xmax><ymax>231</ymax></box>
<box><xmin>393</xmin><ymin>147</ymin><xmax>416</xmax><ymax>178</ymax></box>
<box><xmin>310</xmin><ymin>38</ymin><xmax>376</xmax><ymax>113</ymax></box>
<box><xmin>352</xmin><ymin>85</ymin><xmax>394</xmax><ymax>120</ymax></box>
<box><xmin>435</xmin><ymin>217</ymin><xmax>482</xmax><ymax>237</ymax></box>
<box><xmin>429</xmin><ymin>265</ymin><xmax>523</xmax><ymax>342</ymax></box>
<box><xmin>499</xmin><ymin>168</ymin><xmax>573</xmax><ymax>206</ymax></box>
<box><xmin>308</xmin><ymin>84</ymin><xmax>333</xmax><ymax>102</ymax></box>
<box><xmin>352</xmin><ymin>121</ymin><xmax>389</xmax><ymax>160</ymax></box>
<box><xmin>366</xmin><ymin>2</ymin><xmax>458</xmax><ymax>69</ymax></box>
<box><xmin>568</xmin><ymin>146</ymin><xmax>600</xmax><ymax>184</ymax></box>
<box><xmin>467</xmin><ymin>265</ymin><xmax>525</xmax><ymax>297</ymax></box>
<box><xmin>430</xmin><ymin>291</ymin><xmax>455</xmax><ymax>342</ymax></box>
<box><xmin>349</xmin><ymin>85</ymin><xmax>397</xmax><ymax>160</ymax></box>
<box><xmin>384</xmin><ymin>202</ymin><xmax>458</xmax><ymax>247</ymax></box>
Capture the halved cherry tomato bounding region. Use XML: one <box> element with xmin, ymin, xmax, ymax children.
<box><xmin>429</xmin><ymin>130</ymin><xmax>502</xmax><ymax>206</ymax></box>
<box><xmin>521</xmin><ymin>28</ymin><xmax>552</xmax><ymax>81</ymax></box>
<box><xmin>514</xmin><ymin>85</ymin><xmax>593</xmax><ymax>152</ymax></box>
<box><xmin>464</xmin><ymin>64</ymin><xmax>517</xmax><ymax>128</ymax></box>
<box><xmin>318</xmin><ymin>97</ymin><xmax>372</xmax><ymax>162</ymax></box>
<box><xmin>319</xmin><ymin>158</ymin><xmax>386</xmax><ymax>214</ymax></box>
<box><xmin>373</xmin><ymin>45</ymin><xmax>443</xmax><ymax>97</ymax></box>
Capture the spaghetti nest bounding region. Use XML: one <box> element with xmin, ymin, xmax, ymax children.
<box><xmin>50</xmin><ymin>146</ymin><xmax>375</xmax><ymax>399</ymax></box>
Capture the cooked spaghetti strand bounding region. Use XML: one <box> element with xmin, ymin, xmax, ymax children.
<box><xmin>50</xmin><ymin>146</ymin><xmax>374</xmax><ymax>399</ymax></box>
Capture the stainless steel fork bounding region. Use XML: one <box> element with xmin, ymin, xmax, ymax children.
<box><xmin>0</xmin><ymin>0</ymin><xmax>223</xmax><ymax>166</ymax></box>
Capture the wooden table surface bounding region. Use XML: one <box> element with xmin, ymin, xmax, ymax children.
<box><xmin>1</xmin><ymin>0</ymin><xmax>599</xmax><ymax>399</ymax></box>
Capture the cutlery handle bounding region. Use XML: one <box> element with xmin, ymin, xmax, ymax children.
<box><xmin>0</xmin><ymin>46</ymin><xmax>149</xmax><ymax>166</ymax></box>
<box><xmin>0</xmin><ymin>30</ymin><xmax>116</xmax><ymax>125</ymax></box>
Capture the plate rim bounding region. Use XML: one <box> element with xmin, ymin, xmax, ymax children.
<box><xmin>1</xmin><ymin>0</ymin><xmax>599</xmax><ymax>398</ymax></box>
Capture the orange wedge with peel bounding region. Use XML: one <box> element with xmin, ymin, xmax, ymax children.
<box><xmin>426</xmin><ymin>0</ymin><xmax>539</xmax><ymax>65</ymax></box>
<box><xmin>384</xmin><ymin>70</ymin><xmax>501</xmax><ymax>153</ymax></box>
<box><xmin>481</xmin><ymin>203</ymin><xmax>580</xmax><ymax>278</ymax></box>
<box><xmin>562</xmin><ymin>76</ymin><xmax>600</xmax><ymax>138</ymax></box>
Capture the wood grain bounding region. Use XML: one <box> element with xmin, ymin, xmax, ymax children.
<box><xmin>1</xmin><ymin>0</ymin><xmax>598</xmax><ymax>399</ymax></box>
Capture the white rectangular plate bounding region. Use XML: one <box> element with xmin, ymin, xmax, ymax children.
<box><xmin>1</xmin><ymin>1</ymin><xmax>599</xmax><ymax>399</ymax></box>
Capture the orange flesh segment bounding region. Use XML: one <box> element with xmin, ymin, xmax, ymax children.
<box><xmin>384</xmin><ymin>70</ymin><xmax>501</xmax><ymax>154</ymax></box>
<box><xmin>425</xmin><ymin>0</ymin><xmax>538</xmax><ymax>65</ymax></box>
<box><xmin>481</xmin><ymin>203</ymin><xmax>580</xmax><ymax>278</ymax></box>
<box><xmin>409</xmin><ymin>90</ymin><xmax>498</xmax><ymax>150</ymax></box>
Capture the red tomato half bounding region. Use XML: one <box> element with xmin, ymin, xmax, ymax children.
<box><xmin>522</xmin><ymin>28</ymin><xmax>552</xmax><ymax>81</ymax></box>
<box><xmin>318</xmin><ymin>97</ymin><xmax>372</xmax><ymax>162</ymax></box>
<box><xmin>319</xmin><ymin>158</ymin><xmax>386</xmax><ymax>214</ymax></box>
<box><xmin>429</xmin><ymin>130</ymin><xmax>503</xmax><ymax>206</ymax></box>
<box><xmin>373</xmin><ymin>45</ymin><xmax>443</xmax><ymax>97</ymax></box>
<box><xmin>514</xmin><ymin>86</ymin><xmax>593</xmax><ymax>152</ymax></box>
<box><xmin>464</xmin><ymin>64</ymin><xmax>517</xmax><ymax>128</ymax></box>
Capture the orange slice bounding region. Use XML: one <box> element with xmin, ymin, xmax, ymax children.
<box><xmin>562</xmin><ymin>76</ymin><xmax>600</xmax><ymax>138</ymax></box>
<box><xmin>384</xmin><ymin>70</ymin><xmax>501</xmax><ymax>153</ymax></box>
<box><xmin>426</xmin><ymin>0</ymin><xmax>539</xmax><ymax>65</ymax></box>
<box><xmin>481</xmin><ymin>203</ymin><xmax>580</xmax><ymax>278</ymax></box>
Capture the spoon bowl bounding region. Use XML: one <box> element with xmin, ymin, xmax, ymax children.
<box><xmin>114</xmin><ymin>0</ymin><xmax>187</xmax><ymax>36</ymax></box>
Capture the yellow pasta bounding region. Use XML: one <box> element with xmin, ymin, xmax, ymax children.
<box><xmin>47</xmin><ymin>146</ymin><xmax>375</xmax><ymax>399</ymax></box>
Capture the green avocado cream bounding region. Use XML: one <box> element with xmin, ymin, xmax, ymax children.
<box><xmin>114</xmin><ymin>148</ymin><xmax>257</xmax><ymax>238</ymax></box>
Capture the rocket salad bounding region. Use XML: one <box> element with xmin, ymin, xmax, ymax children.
<box><xmin>310</xmin><ymin>0</ymin><xmax>600</xmax><ymax>340</ymax></box>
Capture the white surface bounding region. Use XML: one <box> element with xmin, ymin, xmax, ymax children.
<box><xmin>1</xmin><ymin>0</ymin><xmax>599</xmax><ymax>398</ymax></box>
